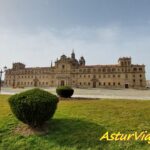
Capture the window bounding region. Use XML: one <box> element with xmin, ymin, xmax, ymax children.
<box><xmin>108</xmin><ymin>82</ymin><xmax>111</xmax><ymax>86</ymax></box>
<box><xmin>133</xmin><ymin>79</ymin><xmax>136</xmax><ymax>83</ymax></box>
<box><xmin>113</xmin><ymin>82</ymin><xmax>115</xmax><ymax>86</ymax></box>
<box><xmin>62</xmin><ymin>65</ymin><xmax>65</xmax><ymax>69</ymax></box>
<box><xmin>103</xmin><ymin>68</ymin><xmax>106</xmax><ymax>72</ymax></box>
<box><xmin>139</xmin><ymin>68</ymin><xmax>142</xmax><ymax>71</ymax></box>
<box><xmin>107</xmin><ymin>68</ymin><xmax>111</xmax><ymax>72</ymax></box>
<box><xmin>88</xmin><ymin>69</ymin><xmax>91</xmax><ymax>73</ymax></box>
<box><xmin>99</xmin><ymin>82</ymin><xmax>101</xmax><ymax>86</ymax></box>
<box><xmin>112</xmin><ymin>68</ymin><xmax>115</xmax><ymax>72</ymax></box>
<box><xmin>118</xmin><ymin>82</ymin><xmax>121</xmax><ymax>86</ymax></box>
<box><xmin>88</xmin><ymin>82</ymin><xmax>90</xmax><ymax>85</ymax></box>
<box><xmin>140</xmin><ymin>74</ymin><xmax>142</xmax><ymax>78</ymax></box>
<box><xmin>103</xmin><ymin>82</ymin><xmax>105</xmax><ymax>86</ymax></box>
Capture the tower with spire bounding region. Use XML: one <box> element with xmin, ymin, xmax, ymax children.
<box><xmin>71</xmin><ymin>49</ymin><xmax>75</xmax><ymax>59</ymax></box>
<box><xmin>79</xmin><ymin>56</ymin><xmax>86</xmax><ymax>66</ymax></box>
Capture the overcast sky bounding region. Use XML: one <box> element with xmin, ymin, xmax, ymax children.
<box><xmin>0</xmin><ymin>0</ymin><xmax>150</xmax><ymax>79</ymax></box>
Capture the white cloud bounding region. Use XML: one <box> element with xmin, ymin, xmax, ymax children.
<box><xmin>0</xmin><ymin>26</ymin><xmax>149</xmax><ymax>79</ymax></box>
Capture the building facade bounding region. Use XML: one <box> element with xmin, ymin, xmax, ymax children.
<box><xmin>4</xmin><ymin>51</ymin><xmax>146</xmax><ymax>89</ymax></box>
<box><xmin>146</xmin><ymin>80</ymin><xmax>150</xmax><ymax>88</ymax></box>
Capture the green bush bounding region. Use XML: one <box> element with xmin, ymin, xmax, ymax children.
<box><xmin>56</xmin><ymin>86</ymin><xmax>74</xmax><ymax>98</ymax></box>
<box><xmin>8</xmin><ymin>88</ymin><xmax>59</xmax><ymax>127</ymax></box>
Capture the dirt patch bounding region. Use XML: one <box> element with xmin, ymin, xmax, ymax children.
<box><xmin>14</xmin><ymin>123</ymin><xmax>49</xmax><ymax>136</ymax></box>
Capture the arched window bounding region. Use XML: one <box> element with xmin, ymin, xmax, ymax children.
<box><xmin>62</xmin><ymin>65</ymin><xmax>65</xmax><ymax>69</ymax></box>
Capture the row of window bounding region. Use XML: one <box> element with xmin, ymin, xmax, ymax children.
<box><xmin>79</xmin><ymin>80</ymin><xmax>143</xmax><ymax>86</ymax></box>
<box><xmin>79</xmin><ymin>74</ymin><xmax>143</xmax><ymax>78</ymax></box>
<box><xmin>78</xmin><ymin>67</ymin><xmax>143</xmax><ymax>73</ymax></box>
<box><xmin>6</xmin><ymin>81</ymin><xmax>54</xmax><ymax>86</ymax></box>
<box><xmin>6</xmin><ymin>75</ymin><xmax>54</xmax><ymax>79</ymax></box>
<box><xmin>79</xmin><ymin>82</ymin><xmax>121</xmax><ymax>86</ymax></box>
<box><xmin>6</xmin><ymin>73</ymin><xmax>143</xmax><ymax>81</ymax></box>
<box><xmin>7</xmin><ymin>69</ymin><xmax>54</xmax><ymax>75</ymax></box>
<box><xmin>7</xmin><ymin>66</ymin><xmax>143</xmax><ymax>75</ymax></box>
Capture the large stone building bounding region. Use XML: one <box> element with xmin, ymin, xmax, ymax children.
<box><xmin>4</xmin><ymin>51</ymin><xmax>146</xmax><ymax>89</ymax></box>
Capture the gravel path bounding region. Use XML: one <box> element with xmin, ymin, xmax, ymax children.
<box><xmin>1</xmin><ymin>87</ymin><xmax>150</xmax><ymax>100</ymax></box>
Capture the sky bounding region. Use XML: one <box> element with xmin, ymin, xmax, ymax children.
<box><xmin>0</xmin><ymin>0</ymin><xmax>150</xmax><ymax>79</ymax></box>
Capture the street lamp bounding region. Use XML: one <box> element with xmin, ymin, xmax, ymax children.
<box><xmin>0</xmin><ymin>66</ymin><xmax>7</xmax><ymax>93</ymax></box>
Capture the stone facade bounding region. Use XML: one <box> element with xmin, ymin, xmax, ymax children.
<box><xmin>4</xmin><ymin>51</ymin><xmax>146</xmax><ymax>89</ymax></box>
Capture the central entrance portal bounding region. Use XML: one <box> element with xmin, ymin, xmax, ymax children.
<box><xmin>93</xmin><ymin>82</ymin><xmax>96</xmax><ymax>88</ymax></box>
<box><xmin>125</xmin><ymin>84</ymin><xmax>129</xmax><ymax>88</ymax></box>
<box><xmin>61</xmin><ymin>80</ymin><xmax>65</xmax><ymax>86</ymax></box>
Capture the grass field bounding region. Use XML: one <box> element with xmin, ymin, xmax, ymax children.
<box><xmin>0</xmin><ymin>95</ymin><xmax>150</xmax><ymax>150</ymax></box>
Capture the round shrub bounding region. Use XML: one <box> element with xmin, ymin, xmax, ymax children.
<box><xmin>8</xmin><ymin>88</ymin><xmax>59</xmax><ymax>127</ymax></box>
<box><xmin>56</xmin><ymin>86</ymin><xmax>74</xmax><ymax>98</ymax></box>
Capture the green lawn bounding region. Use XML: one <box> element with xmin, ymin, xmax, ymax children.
<box><xmin>0</xmin><ymin>95</ymin><xmax>150</xmax><ymax>150</ymax></box>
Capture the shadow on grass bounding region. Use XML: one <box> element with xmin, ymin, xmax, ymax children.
<box><xmin>43</xmin><ymin>118</ymin><xmax>108</xmax><ymax>149</ymax></box>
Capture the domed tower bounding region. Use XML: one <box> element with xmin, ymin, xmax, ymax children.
<box><xmin>79</xmin><ymin>56</ymin><xmax>86</xmax><ymax>66</ymax></box>
<box><xmin>71</xmin><ymin>50</ymin><xmax>75</xmax><ymax>59</ymax></box>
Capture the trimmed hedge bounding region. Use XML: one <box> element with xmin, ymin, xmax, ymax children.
<box><xmin>56</xmin><ymin>86</ymin><xmax>74</xmax><ymax>98</ymax></box>
<box><xmin>8</xmin><ymin>88</ymin><xmax>59</xmax><ymax>127</ymax></box>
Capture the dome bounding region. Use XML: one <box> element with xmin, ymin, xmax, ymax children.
<box><xmin>61</xmin><ymin>55</ymin><xmax>67</xmax><ymax>59</ymax></box>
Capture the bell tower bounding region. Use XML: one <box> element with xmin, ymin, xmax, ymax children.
<box><xmin>79</xmin><ymin>56</ymin><xmax>86</xmax><ymax>66</ymax></box>
<box><xmin>71</xmin><ymin>49</ymin><xmax>75</xmax><ymax>59</ymax></box>
<box><xmin>118</xmin><ymin>57</ymin><xmax>131</xmax><ymax>66</ymax></box>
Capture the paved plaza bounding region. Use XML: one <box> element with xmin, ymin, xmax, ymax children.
<box><xmin>1</xmin><ymin>87</ymin><xmax>150</xmax><ymax>100</ymax></box>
